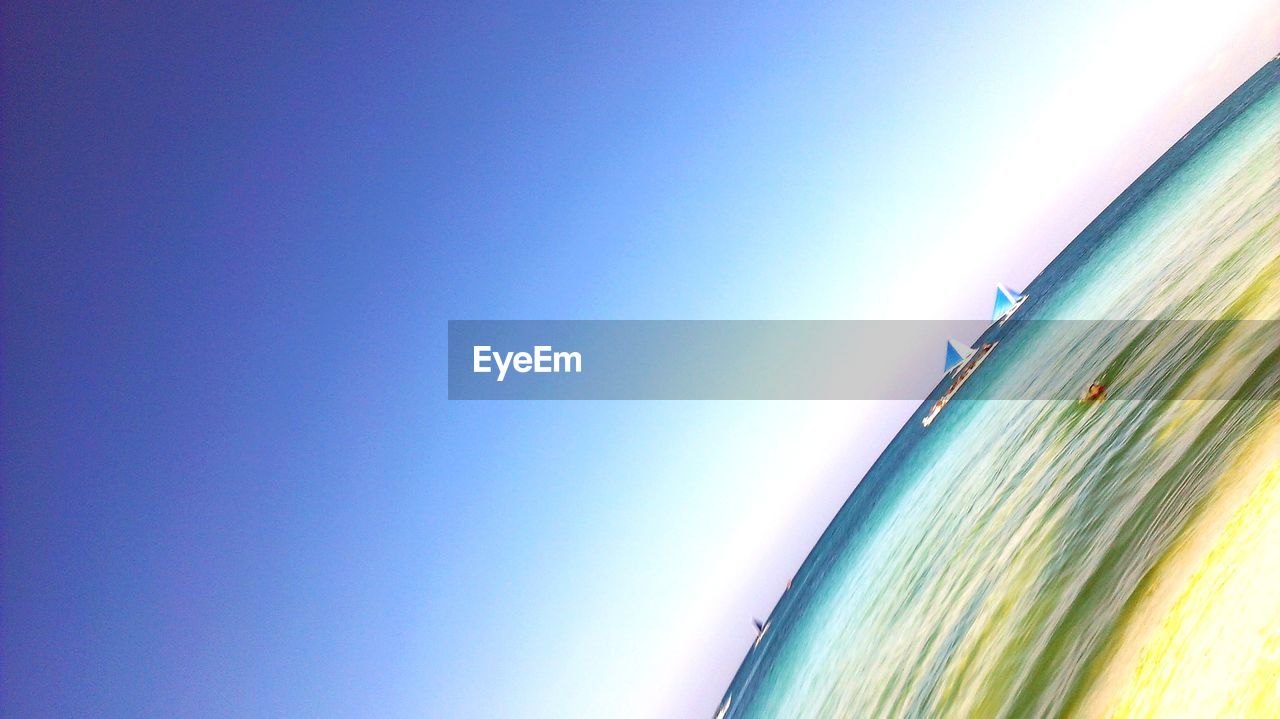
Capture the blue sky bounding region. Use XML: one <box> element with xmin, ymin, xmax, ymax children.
<box><xmin>3</xmin><ymin>2</ymin><xmax>1276</xmax><ymax>717</ymax></box>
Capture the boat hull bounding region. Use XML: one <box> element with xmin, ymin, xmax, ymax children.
<box><xmin>923</xmin><ymin>342</ymin><xmax>999</xmax><ymax>427</ymax></box>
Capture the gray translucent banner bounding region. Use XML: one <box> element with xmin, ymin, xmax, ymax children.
<box><xmin>447</xmin><ymin>320</ymin><xmax>1280</xmax><ymax>400</ymax></box>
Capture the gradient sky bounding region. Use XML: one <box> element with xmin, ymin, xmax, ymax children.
<box><xmin>3</xmin><ymin>2</ymin><xmax>1277</xmax><ymax>718</ymax></box>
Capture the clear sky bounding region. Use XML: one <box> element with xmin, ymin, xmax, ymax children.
<box><xmin>2</xmin><ymin>2</ymin><xmax>1277</xmax><ymax>717</ymax></box>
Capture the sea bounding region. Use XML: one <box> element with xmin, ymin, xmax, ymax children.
<box><xmin>716</xmin><ymin>58</ymin><xmax>1280</xmax><ymax>719</ymax></box>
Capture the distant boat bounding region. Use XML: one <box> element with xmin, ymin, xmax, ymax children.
<box><xmin>992</xmin><ymin>284</ymin><xmax>1028</xmax><ymax>324</ymax></box>
<box><xmin>925</xmin><ymin>342</ymin><xmax>998</xmax><ymax>427</ymax></box>
<box><xmin>753</xmin><ymin>618</ymin><xmax>771</xmax><ymax>647</ymax></box>
<box><xmin>944</xmin><ymin>339</ymin><xmax>976</xmax><ymax>375</ymax></box>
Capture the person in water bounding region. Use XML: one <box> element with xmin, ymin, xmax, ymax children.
<box><xmin>1083</xmin><ymin>382</ymin><xmax>1107</xmax><ymax>402</ymax></box>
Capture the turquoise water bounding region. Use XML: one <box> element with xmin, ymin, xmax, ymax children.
<box><xmin>717</xmin><ymin>60</ymin><xmax>1280</xmax><ymax>718</ymax></box>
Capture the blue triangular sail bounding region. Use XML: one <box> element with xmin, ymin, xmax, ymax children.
<box><xmin>944</xmin><ymin>339</ymin><xmax>975</xmax><ymax>374</ymax></box>
<box><xmin>992</xmin><ymin>284</ymin><xmax>1025</xmax><ymax>321</ymax></box>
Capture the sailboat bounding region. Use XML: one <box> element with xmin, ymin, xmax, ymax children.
<box><xmin>752</xmin><ymin>618</ymin><xmax>771</xmax><ymax>647</ymax></box>
<box><xmin>924</xmin><ymin>339</ymin><xmax>998</xmax><ymax>427</ymax></box>
<box><xmin>944</xmin><ymin>338</ymin><xmax>976</xmax><ymax>375</ymax></box>
<box><xmin>992</xmin><ymin>283</ymin><xmax>1028</xmax><ymax>324</ymax></box>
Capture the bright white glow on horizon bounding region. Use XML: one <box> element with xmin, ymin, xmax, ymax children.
<box><xmin>653</xmin><ymin>3</ymin><xmax>1280</xmax><ymax>718</ymax></box>
<box><xmin>445</xmin><ymin>3</ymin><xmax>1279</xmax><ymax>717</ymax></box>
<box><xmin>946</xmin><ymin>0</ymin><xmax>1280</xmax><ymax>312</ymax></box>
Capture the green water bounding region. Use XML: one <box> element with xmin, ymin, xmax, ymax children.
<box><xmin>718</xmin><ymin>61</ymin><xmax>1280</xmax><ymax>719</ymax></box>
